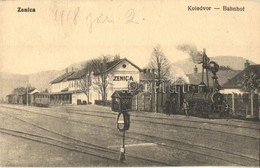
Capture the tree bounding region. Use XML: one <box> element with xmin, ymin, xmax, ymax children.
<box><xmin>12</xmin><ymin>86</ymin><xmax>35</xmax><ymax>95</ymax></box>
<box><xmin>12</xmin><ymin>87</ymin><xmax>27</xmax><ymax>95</ymax></box>
<box><xmin>149</xmin><ymin>45</ymin><xmax>170</xmax><ymax>80</ymax></box>
<box><xmin>242</xmin><ymin>71</ymin><xmax>260</xmax><ymax>93</ymax></box>
<box><xmin>149</xmin><ymin>45</ymin><xmax>170</xmax><ymax>112</ymax></box>
<box><xmin>81</xmin><ymin>55</ymin><xmax>117</xmax><ymax>103</ymax></box>
<box><xmin>78</xmin><ymin>69</ymin><xmax>92</xmax><ymax>104</ymax></box>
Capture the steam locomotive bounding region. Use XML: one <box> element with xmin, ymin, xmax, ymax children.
<box><xmin>169</xmin><ymin>49</ymin><xmax>228</xmax><ymax>118</ymax></box>
<box><xmin>168</xmin><ymin>83</ymin><xmax>227</xmax><ymax>118</ymax></box>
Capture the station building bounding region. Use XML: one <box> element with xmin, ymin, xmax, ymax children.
<box><xmin>50</xmin><ymin>58</ymin><xmax>141</xmax><ymax>105</ymax></box>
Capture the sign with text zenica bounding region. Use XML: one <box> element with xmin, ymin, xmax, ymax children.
<box><xmin>112</xmin><ymin>74</ymin><xmax>138</xmax><ymax>89</ymax></box>
<box><xmin>113</xmin><ymin>76</ymin><xmax>134</xmax><ymax>81</ymax></box>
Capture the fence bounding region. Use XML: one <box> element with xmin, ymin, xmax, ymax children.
<box><xmin>132</xmin><ymin>92</ymin><xmax>169</xmax><ymax>113</ymax></box>
<box><xmin>95</xmin><ymin>100</ymin><xmax>112</xmax><ymax>107</ymax></box>
<box><xmin>224</xmin><ymin>93</ymin><xmax>259</xmax><ymax>119</ymax></box>
<box><xmin>132</xmin><ymin>91</ymin><xmax>260</xmax><ymax>119</ymax></box>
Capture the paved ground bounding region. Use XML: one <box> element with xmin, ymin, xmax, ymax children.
<box><xmin>0</xmin><ymin>103</ymin><xmax>259</xmax><ymax>166</ymax></box>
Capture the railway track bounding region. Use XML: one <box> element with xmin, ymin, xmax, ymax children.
<box><xmin>0</xmin><ymin>113</ymin><xmax>123</xmax><ymax>160</ymax></box>
<box><xmin>2</xmin><ymin>104</ymin><xmax>259</xmax><ymax>131</ymax></box>
<box><xmin>60</xmin><ymin>106</ymin><xmax>260</xmax><ymax>131</ymax></box>
<box><xmin>0</xmin><ymin>127</ymin><xmax>120</xmax><ymax>163</ymax></box>
<box><xmin>1</xmin><ymin>105</ymin><xmax>259</xmax><ymax>166</ymax></box>
<box><xmin>8</xmin><ymin>104</ymin><xmax>257</xmax><ymax>138</ymax></box>
<box><xmin>0</xmin><ymin>109</ymin><xmax>169</xmax><ymax>166</ymax></box>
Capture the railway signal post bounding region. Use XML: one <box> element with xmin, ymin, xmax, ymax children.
<box><xmin>112</xmin><ymin>90</ymin><xmax>133</xmax><ymax>162</ymax></box>
<box><xmin>117</xmin><ymin>112</ymin><xmax>130</xmax><ymax>162</ymax></box>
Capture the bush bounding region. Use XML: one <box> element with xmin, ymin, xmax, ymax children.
<box><xmin>95</xmin><ymin>100</ymin><xmax>112</xmax><ymax>107</ymax></box>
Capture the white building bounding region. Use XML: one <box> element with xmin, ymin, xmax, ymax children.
<box><xmin>50</xmin><ymin>58</ymin><xmax>141</xmax><ymax>105</ymax></box>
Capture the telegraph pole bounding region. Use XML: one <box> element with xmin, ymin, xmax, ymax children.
<box><xmin>26</xmin><ymin>81</ymin><xmax>28</xmax><ymax>107</ymax></box>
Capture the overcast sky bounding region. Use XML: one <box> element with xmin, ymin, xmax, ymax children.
<box><xmin>0</xmin><ymin>0</ymin><xmax>259</xmax><ymax>75</ymax></box>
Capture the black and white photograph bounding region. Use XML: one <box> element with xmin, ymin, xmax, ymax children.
<box><xmin>0</xmin><ymin>0</ymin><xmax>259</xmax><ymax>167</ymax></box>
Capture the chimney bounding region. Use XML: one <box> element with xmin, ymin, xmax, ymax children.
<box><xmin>66</xmin><ymin>68</ymin><xmax>68</xmax><ymax>73</ymax></box>
<box><xmin>194</xmin><ymin>65</ymin><xmax>198</xmax><ymax>73</ymax></box>
<box><xmin>71</xmin><ymin>66</ymin><xmax>74</xmax><ymax>72</ymax></box>
<box><xmin>244</xmin><ymin>60</ymin><xmax>250</xmax><ymax>69</ymax></box>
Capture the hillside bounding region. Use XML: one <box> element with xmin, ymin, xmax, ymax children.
<box><xmin>0</xmin><ymin>72</ymin><xmax>28</xmax><ymax>100</ymax></box>
<box><xmin>172</xmin><ymin>56</ymin><xmax>256</xmax><ymax>74</ymax></box>
<box><xmin>28</xmin><ymin>70</ymin><xmax>64</xmax><ymax>92</ymax></box>
<box><xmin>0</xmin><ymin>70</ymin><xmax>63</xmax><ymax>100</ymax></box>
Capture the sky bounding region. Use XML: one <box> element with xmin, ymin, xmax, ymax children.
<box><xmin>0</xmin><ymin>0</ymin><xmax>259</xmax><ymax>75</ymax></box>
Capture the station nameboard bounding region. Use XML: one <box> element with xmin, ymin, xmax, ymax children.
<box><xmin>113</xmin><ymin>76</ymin><xmax>134</xmax><ymax>81</ymax></box>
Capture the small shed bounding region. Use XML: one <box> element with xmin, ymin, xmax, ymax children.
<box><xmin>111</xmin><ymin>91</ymin><xmax>133</xmax><ymax>112</ymax></box>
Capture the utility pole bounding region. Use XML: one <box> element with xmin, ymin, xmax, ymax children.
<box><xmin>26</xmin><ymin>81</ymin><xmax>28</xmax><ymax>107</ymax></box>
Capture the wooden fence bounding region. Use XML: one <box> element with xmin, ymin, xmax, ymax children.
<box><xmin>131</xmin><ymin>92</ymin><xmax>168</xmax><ymax>113</ymax></box>
<box><xmin>224</xmin><ymin>93</ymin><xmax>259</xmax><ymax>119</ymax></box>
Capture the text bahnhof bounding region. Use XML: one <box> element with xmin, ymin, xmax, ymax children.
<box><xmin>188</xmin><ymin>6</ymin><xmax>245</xmax><ymax>11</ymax></box>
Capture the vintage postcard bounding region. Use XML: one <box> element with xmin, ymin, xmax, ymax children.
<box><xmin>0</xmin><ymin>0</ymin><xmax>259</xmax><ymax>167</ymax></box>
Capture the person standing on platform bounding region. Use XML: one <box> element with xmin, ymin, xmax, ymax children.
<box><xmin>223</xmin><ymin>100</ymin><xmax>230</xmax><ymax>120</ymax></box>
<box><xmin>183</xmin><ymin>99</ymin><xmax>189</xmax><ymax>118</ymax></box>
<box><xmin>164</xmin><ymin>98</ymin><xmax>170</xmax><ymax>116</ymax></box>
<box><xmin>169</xmin><ymin>97</ymin><xmax>176</xmax><ymax>115</ymax></box>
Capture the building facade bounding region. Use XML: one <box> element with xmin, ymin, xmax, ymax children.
<box><xmin>50</xmin><ymin>58</ymin><xmax>141</xmax><ymax>105</ymax></box>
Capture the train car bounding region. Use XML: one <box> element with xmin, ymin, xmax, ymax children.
<box><xmin>34</xmin><ymin>93</ymin><xmax>50</xmax><ymax>107</ymax></box>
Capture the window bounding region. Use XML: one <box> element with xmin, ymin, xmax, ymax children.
<box><xmin>122</xmin><ymin>64</ymin><xmax>126</xmax><ymax>68</ymax></box>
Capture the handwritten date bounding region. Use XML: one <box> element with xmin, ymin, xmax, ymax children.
<box><xmin>54</xmin><ymin>8</ymin><xmax>141</xmax><ymax>33</ymax></box>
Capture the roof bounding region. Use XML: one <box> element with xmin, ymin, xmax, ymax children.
<box><xmin>106</xmin><ymin>59</ymin><xmax>123</xmax><ymax>71</ymax></box>
<box><xmin>49</xmin><ymin>91</ymin><xmax>74</xmax><ymax>95</ymax></box>
<box><xmin>29</xmin><ymin>88</ymin><xmax>39</xmax><ymax>95</ymax></box>
<box><xmin>50</xmin><ymin>71</ymin><xmax>75</xmax><ymax>84</ymax></box>
<box><xmin>50</xmin><ymin>90</ymin><xmax>84</xmax><ymax>95</ymax></box>
<box><xmin>172</xmin><ymin>78</ymin><xmax>189</xmax><ymax>85</ymax></box>
<box><xmin>94</xmin><ymin>58</ymin><xmax>142</xmax><ymax>75</ymax></box>
<box><xmin>8</xmin><ymin>87</ymin><xmax>36</xmax><ymax>96</ymax></box>
<box><xmin>51</xmin><ymin>58</ymin><xmax>141</xmax><ymax>82</ymax></box>
<box><xmin>222</xmin><ymin>65</ymin><xmax>260</xmax><ymax>89</ymax></box>
<box><xmin>107</xmin><ymin>58</ymin><xmax>142</xmax><ymax>72</ymax></box>
<box><xmin>111</xmin><ymin>91</ymin><xmax>133</xmax><ymax>98</ymax></box>
<box><xmin>67</xmin><ymin>69</ymin><xmax>87</xmax><ymax>80</ymax></box>
<box><xmin>19</xmin><ymin>88</ymin><xmax>38</xmax><ymax>96</ymax></box>
<box><xmin>187</xmin><ymin>69</ymin><xmax>240</xmax><ymax>87</ymax></box>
